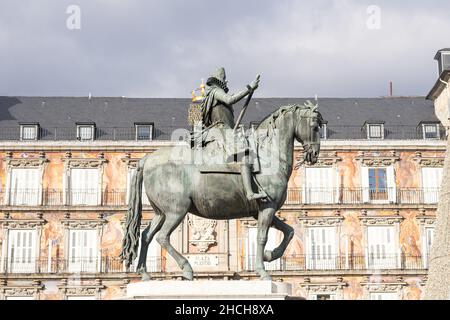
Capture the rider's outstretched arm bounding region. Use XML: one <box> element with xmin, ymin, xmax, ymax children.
<box><xmin>214</xmin><ymin>86</ymin><xmax>252</xmax><ymax>106</ymax></box>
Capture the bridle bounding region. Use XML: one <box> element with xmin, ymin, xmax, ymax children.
<box><xmin>296</xmin><ymin>107</ymin><xmax>321</xmax><ymax>167</ymax></box>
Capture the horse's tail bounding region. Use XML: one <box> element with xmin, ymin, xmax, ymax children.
<box><xmin>120</xmin><ymin>163</ymin><xmax>144</xmax><ymax>269</ymax></box>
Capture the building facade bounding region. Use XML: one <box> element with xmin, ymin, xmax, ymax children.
<box><xmin>0</xmin><ymin>96</ymin><xmax>444</xmax><ymax>300</ymax></box>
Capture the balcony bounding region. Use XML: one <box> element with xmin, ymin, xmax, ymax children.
<box><xmin>285</xmin><ymin>187</ymin><xmax>441</xmax><ymax>205</ymax></box>
<box><xmin>242</xmin><ymin>254</ymin><xmax>428</xmax><ymax>272</ymax></box>
<box><xmin>0</xmin><ymin>256</ymin><xmax>166</xmax><ymax>274</ymax></box>
<box><xmin>0</xmin><ymin>187</ymin><xmax>440</xmax><ymax>207</ymax></box>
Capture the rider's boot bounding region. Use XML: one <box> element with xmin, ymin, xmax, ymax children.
<box><xmin>240</xmin><ymin>163</ymin><xmax>268</xmax><ymax>201</ymax></box>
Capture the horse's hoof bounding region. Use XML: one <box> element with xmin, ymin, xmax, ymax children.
<box><xmin>182</xmin><ymin>271</ymin><xmax>193</xmax><ymax>281</ymax></box>
<box><xmin>141</xmin><ymin>272</ymin><xmax>151</xmax><ymax>281</ymax></box>
<box><xmin>256</xmin><ymin>269</ymin><xmax>271</xmax><ymax>281</ymax></box>
<box><xmin>263</xmin><ymin>250</ymin><xmax>273</xmax><ymax>262</ymax></box>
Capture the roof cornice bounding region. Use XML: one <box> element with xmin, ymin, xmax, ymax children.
<box><xmin>426</xmin><ymin>70</ymin><xmax>450</xmax><ymax>101</ymax></box>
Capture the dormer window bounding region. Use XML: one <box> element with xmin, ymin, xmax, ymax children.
<box><xmin>76</xmin><ymin>123</ymin><xmax>95</xmax><ymax>141</ymax></box>
<box><xmin>422</xmin><ymin>123</ymin><xmax>440</xmax><ymax>139</ymax></box>
<box><xmin>366</xmin><ymin>123</ymin><xmax>384</xmax><ymax>140</ymax></box>
<box><xmin>135</xmin><ymin>123</ymin><xmax>153</xmax><ymax>141</ymax></box>
<box><xmin>19</xmin><ymin>123</ymin><xmax>39</xmax><ymax>141</ymax></box>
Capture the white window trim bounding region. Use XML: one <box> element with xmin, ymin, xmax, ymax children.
<box><xmin>360</xmin><ymin>216</ymin><xmax>403</xmax><ymax>270</ymax></box>
<box><xmin>20</xmin><ymin>124</ymin><xmax>39</xmax><ymax>141</ymax></box>
<box><xmin>62</xmin><ymin>155</ymin><xmax>106</xmax><ymax>206</ymax></box>
<box><xmin>305</xmin><ymin>226</ymin><xmax>339</xmax><ymax>270</ymax></box>
<box><xmin>417</xmin><ymin>216</ymin><xmax>436</xmax><ymax>269</ymax></box>
<box><xmin>420</xmin><ymin>167</ymin><xmax>443</xmax><ymax>204</ymax></box>
<box><xmin>361</xmin><ymin>166</ymin><xmax>396</xmax><ymax>204</ymax></box>
<box><xmin>0</xmin><ymin>216</ymin><xmax>46</xmax><ymax>274</ymax></box>
<box><xmin>76</xmin><ymin>124</ymin><xmax>95</xmax><ymax>141</ymax></box>
<box><xmin>135</xmin><ymin>124</ymin><xmax>154</xmax><ymax>141</ymax></box>
<box><xmin>320</xmin><ymin>123</ymin><xmax>327</xmax><ymax>139</ymax></box>
<box><xmin>301</xmin><ymin>166</ymin><xmax>339</xmax><ymax>204</ymax></box>
<box><xmin>422</xmin><ymin>123</ymin><xmax>440</xmax><ymax>140</ymax></box>
<box><xmin>61</xmin><ymin>218</ymin><xmax>106</xmax><ymax>274</ymax></box>
<box><xmin>366</xmin><ymin>123</ymin><xmax>384</xmax><ymax>140</ymax></box>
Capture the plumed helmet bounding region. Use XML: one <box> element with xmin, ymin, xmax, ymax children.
<box><xmin>206</xmin><ymin>67</ymin><xmax>227</xmax><ymax>86</ymax></box>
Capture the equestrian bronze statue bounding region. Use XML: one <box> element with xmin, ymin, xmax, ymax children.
<box><xmin>121</xmin><ymin>68</ymin><xmax>323</xmax><ymax>281</ymax></box>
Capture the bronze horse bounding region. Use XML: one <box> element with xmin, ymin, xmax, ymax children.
<box><xmin>121</xmin><ymin>102</ymin><xmax>323</xmax><ymax>280</ymax></box>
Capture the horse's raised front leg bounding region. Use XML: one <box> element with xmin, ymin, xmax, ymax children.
<box><xmin>156</xmin><ymin>212</ymin><xmax>194</xmax><ymax>280</ymax></box>
<box><xmin>255</xmin><ymin>204</ymin><xmax>276</xmax><ymax>280</ymax></box>
<box><xmin>263</xmin><ymin>215</ymin><xmax>294</xmax><ymax>262</ymax></box>
<box><xmin>136</xmin><ymin>213</ymin><xmax>165</xmax><ymax>281</ymax></box>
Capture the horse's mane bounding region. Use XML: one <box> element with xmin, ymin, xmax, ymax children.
<box><xmin>256</xmin><ymin>103</ymin><xmax>323</xmax><ymax>138</ymax></box>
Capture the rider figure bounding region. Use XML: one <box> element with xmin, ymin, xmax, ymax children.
<box><xmin>201</xmin><ymin>67</ymin><xmax>267</xmax><ymax>201</ymax></box>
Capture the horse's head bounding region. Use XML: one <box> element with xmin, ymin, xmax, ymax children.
<box><xmin>294</xmin><ymin>101</ymin><xmax>323</xmax><ymax>165</ymax></box>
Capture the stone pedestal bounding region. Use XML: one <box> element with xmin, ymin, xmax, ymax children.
<box><xmin>126</xmin><ymin>280</ymin><xmax>294</xmax><ymax>300</ymax></box>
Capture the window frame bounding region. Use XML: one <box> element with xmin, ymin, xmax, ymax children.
<box><xmin>366</xmin><ymin>123</ymin><xmax>384</xmax><ymax>140</ymax></box>
<box><xmin>422</xmin><ymin>123</ymin><xmax>440</xmax><ymax>140</ymax></box>
<box><xmin>135</xmin><ymin>123</ymin><xmax>154</xmax><ymax>141</ymax></box>
<box><xmin>305</xmin><ymin>226</ymin><xmax>338</xmax><ymax>270</ymax></box>
<box><xmin>19</xmin><ymin>123</ymin><xmax>39</xmax><ymax>141</ymax></box>
<box><xmin>320</xmin><ymin>123</ymin><xmax>327</xmax><ymax>139</ymax></box>
<box><xmin>76</xmin><ymin>124</ymin><xmax>95</xmax><ymax>141</ymax></box>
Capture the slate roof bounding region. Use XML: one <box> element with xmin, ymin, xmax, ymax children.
<box><xmin>0</xmin><ymin>96</ymin><xmax>442</xmax><ymax>141</ymax></box>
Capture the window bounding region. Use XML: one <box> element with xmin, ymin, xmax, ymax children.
<box><xmin>421</xmin><ymin>167</ymin><xmax>443</xmax><ymax>204</ymax></box>
<box><xmin>7</xmin><ymin>168</ymin><xmax>41</xmax><ymax>205</ymax></box>
<box><xmin>366</xmin><ymin>226</ymin><xmax>399</xmax><ymax>269</ymax></box>
<box><xmin>303</xmin><ymin>167</ymin><xmax>337</xmax><ymax>204</ymax></box>
<box><xmin>422</xmin><ymin>227</ymin><xmax>435</xmax><ymax>268</ymax></box>
<box><xmin>7</xmin><ymin>229</ymin><xmax>37</xmax><ymax>273</ymax></box>
<box><xmin>68</xmin><ymin>168</ymin><xmax>99</xmax><ymax>205</ymax></box>
<box><xmin>422</xmin><ymin>124</ymin><xmax>439</xmax><ymax>139</ymax></box>
<box><xmin>306</xmin><ymin>227</ymin><xmax>337</xmax><ymax>270</ymax></box>
<box><xmin>245</xmin><ymin>227</ymin><xmax>281</xmax><ymax>271</ymax></box>
<box><xmin>361</xmin><ymin>166</ymin><xmax>396</xmax><ymax>203</ymax></box>
<box><xmin>369</xmin><ymin>292</ymin><xmax>398</xmax><ymax>300</ymax></box>
<box><xmin>77</xmin><ymin>125</ymin><xmax>95</xmax><ymax>141</ymax></box>
<box><xmin>67</xmin><ymin>229</ymin><xmax>98</xmax><ymax>273</ymax></box>
<box><xmin>20</xmin><ymin>124</ymin><xmax>38</xmax><ymax>141</ymax></box>
<box><xmin>367</xmin><ymin>124</ymin><xmax>384</xmax><ymax>139</ymax></box>
<box><xmin>127</xmin><ymin>168</ymin><xmax>150</xmax><ymax>205</ymax></box>
<box><xmin>135</xmin><ymin>124</ymin><xmax>153</xmax><ymax>141</ymax></box>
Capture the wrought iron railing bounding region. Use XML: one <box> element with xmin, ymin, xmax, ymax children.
<box><xmin>0</xmin><ymin>187</ymin><xmax>441</xmax><ymax>206</ymax></box>
<box><xmin>0</xmin><ymin>256</ymin><xmax>166</xmax><ymax>274</ymax></box>
<box><xmin>242</xmin><ymin>254</ymin><xmax>428</xmax><ymax>272</ymax></box>
<box><xmin>0</xmin><ymin>125</ymin><xmax>445</xmax><ymax>141</ymax></box>
<box><xmin>285</xmin><ymin>187</ymin><xmax>441</xmax><ymax>205</ymax></box>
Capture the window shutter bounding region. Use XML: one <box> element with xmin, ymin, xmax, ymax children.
<box><xmin>361</xmin><ymin>167</ymin><xmax>369</xmax><ymax>203</ymax></box>
<box><xmin>8</xmin><ymin>229</ymin><xmax>36</xmax><ymax>273</ymax></box>
<box><xmin>68</xmin><ymin>229</ymin><xmax>97</xmax><ymax>272</ymax></box>
<box><xmin>305</xmin><ymin>168</ymin><xmax>334</xmax><ymax>204</ymax></box>
<box><xmin>307</xmin><ymin>227</ymin><xmax>336</xmax><ymax>269</ymax></box>
<box><xmin>70</xmin><ymin>169</ymin><xmax>99</xmax><ymax>205</ymax></box>
<box><xmin>386</xmin><ymin>166</ymin><xmax>396</xmax><ymax>203</ymax></box>
<box><xmin>10</xmin><ymin>168</ymin><xmax>40</xmax><ymax>205</ymax></box>
<box><xmin>422</xmin><ymin>168</ymin><xmax>443</xmax><ymax>204</ymax></box>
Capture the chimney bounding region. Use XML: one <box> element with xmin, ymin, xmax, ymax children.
<box><xmin>389</xmin><ymin>81</ymin><xmax>393</xmax><ymax>97</ymax></box>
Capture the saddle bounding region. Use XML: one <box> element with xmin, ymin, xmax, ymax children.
<box><xmin>188</xmin><ymin>124</ymin><xmax>260</xmax><ymax>174</ymax></box>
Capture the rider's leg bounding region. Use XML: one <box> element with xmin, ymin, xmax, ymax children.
<box><xmin>240</xmin><ymin>153</ymin><xmax>267</xmax><ymax>201</ymax></box>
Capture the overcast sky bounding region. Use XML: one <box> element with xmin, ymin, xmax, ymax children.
<box><xmin>0</xmin><ymin>0</ymin><xmax>449</xmax><ymax>98</ymax></box>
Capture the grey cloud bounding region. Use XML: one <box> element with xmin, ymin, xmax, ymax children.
<box><xmin>0</xmin><ymin>0</ymin><xmax>449</xmax><ymax>98</ymax></box>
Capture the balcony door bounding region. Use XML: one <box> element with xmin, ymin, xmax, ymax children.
<box><xmin>7</xmin><ymin>229</ymin><xmax>37</xmax><ymax>273</ymax></box>
<box><xmin>306</xmin><ymin>227</ymin><xmax>337</xmax><ymax>270</ymax></box>
<box><xmin>303</xmin><ymin>167</ymin><xmax>336</xmax><ymax>204</ymax></box>
<box><xmin>68</xmin><ymin>229</ymin><xmax>98</xmax><ymax>272</ymax></box>
<box><xmin>8</xmin><ymin>168</ymin><xmax>41</xmax><ymax>205</ymax></box>
<box><xmin>69</xmin><ymin>168</ymin><xmax>99</xmax><ymax>205</ymax></box>
<box><xmin>366</xmin><ymin>226</ymin><xmax>399</xmax><ymax>269</ymax></box>
<box><xmin>421</xmin><ymin>167</ymin><xmax>442</xmax><ymax>204</ymax></box>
